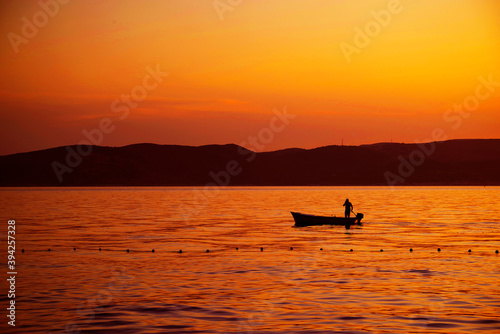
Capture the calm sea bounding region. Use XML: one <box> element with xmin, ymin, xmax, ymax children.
<box><xmin>0</xmin><ymin>187</ymin><xmax>499</xmax><ymax>333</ymax></box>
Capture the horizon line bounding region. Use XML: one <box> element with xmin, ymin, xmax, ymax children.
<box><xmin>3</xmin><ymin>138</ymin><xmax>500</xmax><ymax>157</ymax></box>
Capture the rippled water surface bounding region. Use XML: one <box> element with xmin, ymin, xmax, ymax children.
<box><xmin>1</xmin><ymin>187</ymin><xmax>499</xmax><ymax>333</ymax></box>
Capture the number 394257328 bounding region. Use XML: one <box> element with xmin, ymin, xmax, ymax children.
<box><xmin>8</xmin><ymin>220</ymin><xmax>16</xmax><ymax>268</ymax></box>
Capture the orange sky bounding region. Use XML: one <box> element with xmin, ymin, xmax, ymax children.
<box><xmin>1</xmin><ymin>0</ymin><xmax>499</xmax><ymax>155</ymax></box>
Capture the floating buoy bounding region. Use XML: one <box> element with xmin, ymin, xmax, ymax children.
<box><xmin>22</xmin><ymin>245</ymin><xmax>500</xmax><ymax>255</ymax></box>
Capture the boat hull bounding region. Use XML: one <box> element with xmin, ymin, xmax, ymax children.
<box><xmin>291</xmin><ymin>212</ymin><xmax>364</xmax><ymax>227</ymax></box>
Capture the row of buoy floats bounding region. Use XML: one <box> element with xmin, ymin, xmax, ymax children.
<box><xmin>21</xmin><ymin>248</ymin><xmax>500</xmax><ymax>254</ymax></box>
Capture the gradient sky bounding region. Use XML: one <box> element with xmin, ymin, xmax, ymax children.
<box><xmin>1</xmin><ymin>0</ymin><xmax>499</xmax><ymax>155</ymax></box>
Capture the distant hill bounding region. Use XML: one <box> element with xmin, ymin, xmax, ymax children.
<box><xmin>1</xmin><ymin>139</ymin><xmax>500</xmax><ymax>186</ymax></box>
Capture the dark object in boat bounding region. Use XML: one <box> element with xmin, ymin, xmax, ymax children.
<box><xmin>291</xmin><ymin>212</ymin><xmax>364</xmax><ymax>227</ymax></box>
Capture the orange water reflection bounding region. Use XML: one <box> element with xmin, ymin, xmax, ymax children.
<box><xmin>0</xmin><ymin>187</ymin><xmax>499</xmax><ymax>333</ymax></box>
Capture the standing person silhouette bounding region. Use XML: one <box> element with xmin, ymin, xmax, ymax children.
<box><xmin>343</xmin><ymin>198</ymin><xmax>353</xmax><ymax>218</ymax></box>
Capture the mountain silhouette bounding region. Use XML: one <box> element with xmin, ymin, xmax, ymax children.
<box><xmin>1</xmin><ymin>139</ymin><xmax>499</xmax><ymax>186</ymax></box>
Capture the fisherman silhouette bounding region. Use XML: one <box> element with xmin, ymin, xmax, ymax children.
<box><xmin>343</xmin><ymin>198</ymin><xmax>353</xmax><ymax>218</ymax></box>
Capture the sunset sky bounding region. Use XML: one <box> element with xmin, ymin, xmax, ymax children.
<box><xmin>1</xmin><ymin>0</ymin><xmax>499</xmax><ymax>155</ymax></box>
